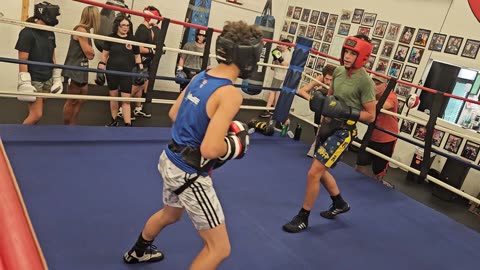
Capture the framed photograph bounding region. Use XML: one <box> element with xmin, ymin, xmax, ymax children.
<box><xmin>351</xmin><ymin>8</ymin><xmax>364</xmax><ymax>24</ymax></box>
<box><xmin>357</xmin><ymin>26</ymin><xmax>371</xmax><ymax>37</ymax></box>
<box><xmin>306</xmin><ymin>56</ymin><xmax>316</xmax><ymax>69</ymax></box>
<box><xmin>293</xmin><ymin>7</ymin><xmax>302</xmax><ymax>20</ymax></box>
<box><xmin>371</xmin><ymin>38</ymin><xmax>382</xmax><ymax>55</ymax></box>
<box><xmin>400</xmin><ymin>119</ymin><xmax>414</xmax><ymax>135</ymax></box>
<box><xmin>320</xmin><ymin>43</ymin><xmax>330</xmax><ymax>55</ymax></box>
<box><xmin>323</xmin><ymin>28</ymin><xmax>334</xmax><ymax>43</ymax></box>
<box><xmin>364</xmin><ymin>55</ymin><xmax>376</xmax><ymax>70</ymax></box>
<box><xmin>288</xmin><ymin>21</ymin><xmax>298</xmax><ymax>35</ymax></box>
<box><xmin>372</xmin><ymin>20</ymin><xmax>388</xmax><ymax>38</ymax></box>
<box><xmin>287</xmin><ymin>35</ymin><xmax>294</xmax><ymax>43</ymax></box>
<box><xmin>461</xmin><ymin>141</ymin><xmax>480</xmax><ymax>161</ymax></box>
<box><xmin>300</xmin><ymin>8</ymin><xmax>311</xmax><ymax>22</ymax></box>
<box><xmin>401</xmin><ymin>65</ymin><xmax>417</xmax><ymax>82</ymax></box>
<box><xmin>413</xmin><ymin>29</ymin><xmax>431</xmax><ymax>47</ymax></box>
<box><xmin>444</xmin><ymin>134</ymin><xmax>463</xmax><ymax>154</ymax></box>
<box><xmin>375</xmin><ymin>58</ymin><xmax>389</xmax><ymax>74</ymax></box>
<box><xmin>315</xmin><ymin>58</ymin><xmax>326</xmax><ymax>71</ymax></box>
<box><xmin>310</xmin><ymin>10</ymin><xmax>320</xmax><ymax>24</ymax></box>
<box><xmin>361</xmin><ymin>12</ymin><xmax>377</xmax><ymax>27</ymax></box>
<box><xmin>407</xmin><ymin>47</ymin><xmax>425</xmax><ymax>65</ymax></box>
<box><xmin>444</xmin><ymin>36</ymin><xmax>464</xmax><ymax>55</ymax></box>
<box><xmin>337</xmin><ymin>23</ymin><xmax>351</xmax><ymax>36</ymax></box>
<box><xmin>312</xmin><ymin>40</ymin><xmax>321</xmax><ymax>51</ymax></box>
<box><xmin>286</xmin><ymin>6</ymin><xmax>294</xmax><ymax>18</ymax></box>
<box><xmin>306</xmin><ymin>25</ymin><xmax>316</xmax><ymax>38</ymax></box>
<box><xmin>399</xmin><ymin>26</ymin><xmax>416</xmax><ymax>44</ymax></box>
<box><xmin>393</xmin><ymin>44</ymin><xmax>410</xmax><ymax>62</ymax></box>
<box><xmin>432</xmin><ymin>129</ymin><xmax>445</xmax><ymax>147</ymax></box>
<box><xmin>340</xmin><ymin>9</ymin><xmax>352</xmax><ymax>21</ymax></box>
<box><xmin>385</xmin><ymin>23</ymin><xmax>402</xmax><ymax>41</ymax></box>
<box><xmin>413</xmin><ymin>124</ymin><xmax>427</xmax><ymax>141</ymax></box>
<box><xmin>319</xmin><ymin>12</ymin><xmax>329</xmax><ymax>26</ymax></box>
<box><xmin>428</xmin><ymin>33</ymin><xmax>447</xmax><ymax>52</ymax></box>
<box><xmin>394</xmin><ymin>84</ymin><xmax>412</xmax><ymax>98</ymax></box>
<box><xmin>297</xmin><ymin>24</ymin><xmax>307</xmax><ymax>37</ymax></box>
<box><xmin>380</xmin><ymin>41</ymin><xmax>395</xmax><ymax>58</ymax></box>
<box><xmin>314</xmin><ymin>26</ymin><xmax>325</xmax><ymax>41</ymax></box>
<box><xmin>282</xmin><ymin>21</ymin><xmax>289</xmax><ymax>32</ymax></box>
<box><xmin>461</xmin><ymin>39</ymin><xmax>480</xmax><ymax>59</ymax></box>
<box><xmin>388</xmin><ymin>61</ymin><xmax>403</xmax><ymax>78</ymax></box>
<box><xmin>327</xmin><ymin>14</ymin><xmax>339</xmax><ymax>29</ymax></box>
<box><xmin>397</xmin><ymin>99</ymin><xmax>405</xmax><ymax>114</ymax></box>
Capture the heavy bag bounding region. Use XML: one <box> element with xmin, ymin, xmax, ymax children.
<box><xmin>94</xmin><ymin>0</ymin><xmax>129</xmax><ymax>52</ymax></box>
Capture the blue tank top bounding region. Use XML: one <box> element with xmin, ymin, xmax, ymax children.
<box><xmin>165</xmin><ymin>70</ymin><xmax>233</xmax><ymax>174</ymax></box>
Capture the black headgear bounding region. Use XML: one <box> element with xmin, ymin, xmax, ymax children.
<box><xmin>216</xmin><ymin>36</ymin><xmax>263</xmax><ymax>80</ymax></box>
<box><xmin>195</xmin><ymin>28</ymin><xmax>207</xmax><ymax>43</ymax></box>
<box><xmin>34</xmin><ymin>1</ymin><xmax>60</xmax><ymax>26</ymax></box>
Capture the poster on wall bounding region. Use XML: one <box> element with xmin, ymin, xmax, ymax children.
<box><xmin>444</xmin><ymin>36</ymin><xmax>464</xmax><ymax>55</ymax></box>
<box><xmin>428</xmin><ymin>33</ymin><xmax>447</xmax><ymax>52</ymax></box>
<box><xmin>413</xmin><ymin>29</ymin><xmax>431</xmax><ymax>47</ymax></box>
<box><xmin>460</xmin><ymin>141</ymin><xmax>480</xmax><ymax>161</ymax></box>
<box><xmin>385</xmin><ymin>23</ymin><xmax>402</xmax><ymax>41</ymax></box>
<box><xmin>461</xmin><ymin>39</ymin><xmax>480</xmax><ymax>59</ymax></box>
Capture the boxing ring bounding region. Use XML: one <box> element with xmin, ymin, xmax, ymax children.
<box><xmin>0</xmin><ymin>1</ymin><xmax>480</xmax><ymax>269</ymax></box>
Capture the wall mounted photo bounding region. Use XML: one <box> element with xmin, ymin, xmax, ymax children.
<box><xmin>315</xmin><ymin>58</ymin><xmax>326</xmax><ymax>71</ymax></box>
<box><xmin>413</xmin><ymin>124</ymin><xmax>427</xmax><ymax>141</ymax></box>
<box><xmin>372</xmin><ymin>20</ymin><xmax>388</xmax><ymax>38</ymax></box>
<box><xmin>293</xmin><ymin>7</ymin><xmax>302</xmax><ymax>20</ymax></box>
<box><xmin>310</xmin><ymin>10</ymin><xmax>320</xmax><ymax>24</ymax></box>
<box><xmin>380</xmin><ymin>41</ymin><xmax>395</xmax><ymax>58</ymax></box>
<box><xmin>385</xmin><ymin>23</ymin><xmax>402</xmax><ymax>41</ymax></box>
<box><xmin>286</xmin><ymin>6</ymin><xmax>294</xmax><ymax>18</ymax></box>
<box><xmin>364</xmin><ymin>55</ymin><xmax>376</xmax><ymax>70</ymax></box>
<box><xmin>288</xmin><ymin>22</ymin><xmax>298</xmax><ymax>35</ymax></box>
<box><xmin>312</xmin><ymin>41</ymin><xmax>321</xmax><ymax>51</ymax></box>
<box><xmin>432</xmin><ymin>129</ymin><xmax>445</xmax><ymax>147</ymax></box>
<box><xmin>444</xmin><ymin>134</ymin><xmax>463</xmax><ymax>154</ymax></box>
<box><xmin>320</xmin><ymin>43</ymin><xmax>330</xmax><ymax>55</ymax></box>
<box><xmin>314</xmin><ymin>26</ymin><xmax>325</xmax><ymax>41</ymax></box>
<box><xmin>461</xmin><ymin>39</ymin><xmax>480</xmax><ymax>59</ymax></box>
<box><xmin>407</xmin><ymin>47</ymin><xmax>424</xmax><ymax>65</ymax></box>
<box><xmin>301</xmin><ymin>8</ymin><xmax>311</xmax><ymax>22</ymax></box>
<box><xmin>340</xmin><ymin>9</ymin><xmax>352</xmax><ymax>21</ymax></box>
<box><xmin>428</xmin><ymin>33</ymin><xmax>447</xmax><ymax>52</ymax></box>
<box><xmin>388</xmin><ymin>61</ymin><xmax>403</xmax><ymax>78</ymax></box>
<box><xmin>323</xmin><ymin>28</ymin><xmax>334</xmax><ymax>43</ymax></box>
<box><xmin>413</xmin><ymin>29</ymin><xmax>431</xmax><ymax>47</ymax></box>
<box><xmin>361</xmin><ymin>12</ymin><xmax>377</xmax><ymax>27</ymax></box>
<box><xmin>327</xmin><ymin>14</ymin><xmax>339</xmax><ymax>29</ymax></box>
<box><xmin>306</xmin><ymin>25</ymin><xmax>316</xmax><ymax>39</ymax></box>
<box><xmin>287</xmin><ymin>35</ymin><xmax>294</xmax><ymax>43</ymax></box>
<box><xmin>401</xmin><ymin>65</ymin><xmax>417</xmax><ymax>83</ymax></box>
<box><xmin>306</xmin><ymin>56</ymin><xmax>316</xmax><ymax>69</ymax></box>
<box><xmin>371</xmin><ymin>38</ymin><xmax>382</xmax><ymax>55</ymax></box>
<box><xmin>399</xmin><ymin>26</ymin><xmax>416</xmax><ymax>44</ymax></box>
<box><xmin>375</xmin><ymin>58</ymin><xmax>389</xmax><ymax>74</ymax></box>
<box><xmin>460</xmin><ymin>140</ymin><xmax>480</xmax><ymax>161</ymax></box>
<box><xmin>397</xmin><ymin>99</ymin><xmax>405</xmax><ymax>114</ymax></box>
<box><xmin>357</xmin><ymin>26</ymin><xmax>371</xmax><ymax>37</ymax></box>
<box><xmin>297</xmin><ymin>24</ymin><xmax>307</xmax><ymax>37</ymax></box>
<box><xmin>394</xmin><ymin>84</ymin><xmax>412</xmax><ymax>98</ymax></box>
<box><xmin>351</xmin><ymin>8</ymin><xmax>364</xmax><ymax>24</ymax></box>
<box><xmin>444</xmin><ymin>36</ymin><xmax>464</xmax><ymax>55</ymax></box>
<box><xmin>280</xmin><ymin>34</ymin><xmax>286</xmax><ymax>41</ymax></box>
<box><xmin>393</xmin><ymin>44</ymin><xmax>410</xmax><ymax>62</ymax></box>
<box><xmin>400</xmin><ymin>119</ymin><xmax>414</xmax><ymax>135</ymax></box>
<box><xmin>319</xmin><ymin>12</ymin><xmax>329</xmax><ymax>26</ymax></box>
<box><xmin>282</xmin><ymin>21</ymin><xmax>290</xmax><ymax>32</ymax></box>
<box><xmin>338</xmin><ymin>23</ymin><xmax>351</xmax><ymax>36</ymax></box>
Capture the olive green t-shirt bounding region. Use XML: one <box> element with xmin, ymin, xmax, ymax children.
<box><xmin>331</xmin><ymin>67</ymin><xmax>376</xmax><ymax>110</ymax></box>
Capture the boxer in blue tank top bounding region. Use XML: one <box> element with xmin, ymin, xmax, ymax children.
<box><xmin>123</xmin><ymin>21</ymin><xmax>263</xmax><ymax>270</ymax></box>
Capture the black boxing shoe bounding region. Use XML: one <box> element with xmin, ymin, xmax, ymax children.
<box><xmin>123</xmin><ymin>245</ymin><xmax>164</xmax><ymax>264</ymax></box>
<box><xmin>282</xmin><ymin>214</ymin><xmax>308</xmax><ymax>233</ymax></box>
<box><xmin>320</xmin><ymin>203</ymin><xmax>350</xmax><ymax>219</ymax></box>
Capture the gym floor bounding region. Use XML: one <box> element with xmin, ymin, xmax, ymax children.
<box><xmin>1</xmin><ymin>85</ymin><xmax>479</xmax><ymax>233</ymax></box>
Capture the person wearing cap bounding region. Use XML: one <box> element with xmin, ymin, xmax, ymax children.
<box><xmin>282</xmin><ymin>34</ymin><xmax>376</xmax><ymax>233</ymax></box>
<box><xmin>355</xmin><ymin>74</ymin><xmax>398</xmax><ymax>185</ymax></box>
<box><xmin>176</xmin><ymin>28</ymin><xmax>211</xmax><ymax>92</ymax></box>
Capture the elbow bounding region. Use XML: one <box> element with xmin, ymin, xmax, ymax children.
<box><xmin>200</xmin><ymin>142</ymin><xmax>224</xmax><ymax>160</ymax></box>
<box><xmin>365</xmin><ymin>113</ymin><xmax>376</xmax><ymax>123</ymax></box>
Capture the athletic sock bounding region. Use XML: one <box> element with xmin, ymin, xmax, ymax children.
<box><xmin>131</xmin><ymin>233</ymin><xmax>154</xmax><ymax>255</ymax></box>
<box><xmin>298</xmin><ymin>208</ymin><xmax>310</xmax><ymax>218</ymax></box>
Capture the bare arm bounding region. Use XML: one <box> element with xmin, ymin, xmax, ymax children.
<box><xmin>168</xmin><ymin>89</ymin><xmax>187</xmax><ymax>122</ymax></box>
<box><xmin>298</xmin><ymin>74</ymin><xmax>323</xmax><ymax>99</ymax></box>
<box><xmin>360</xmin><ymin>101</ymin><xmax>376</xmax><ymax>123</ymax></box>
<box><xmin>75</xmin><ymin>27</ymin><xmax>95</xmax><ymax>60</ymax></box>
<box><xmin>178</xmin><ymin>57</ymin><xmax>185</xmax><ymax>68</ymax></box>
<box><xmin>100</xmin><ymin>50</ymin><xmax>109</xmax><ymax>64</ymax></box>
<box><xmin>52</xmin><ymin>49</ymin><xmax>57</xmax><ymax>64</ymax></box>
<box><xmin>200</xmin><ymin>86</ymin><xmax>243</xmax><ymax>159</ymax></box>
<box><xmin>18</xmin><ymin>51</ymin><xmax>29</xmax><ymax>72</ymax></box>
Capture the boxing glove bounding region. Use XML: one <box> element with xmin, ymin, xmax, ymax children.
<box><xmin>132</xmin><ymin>64</ymin><xmax>147</xmax><ymax>86</ymax></box>
<box><xmin>175</xmin><ymin>66</ymin><xmax>187</xmax><ymax>84</ymax></box>
<box><xmin>219</xmin><ymin>121</ymin><xmax>250</xmax><ymax>160</ymax></box>
<box><xmin>50</xmin><ymin>68</ymin><xmax>63</xmax><ymax>94</ymax></box>
<box><xmin>95</xmin><ymin>62</ymin><xmax>106</xmax><ymax>86</ymax></box>
<box><xmin>17</xmin><ymin>72</ymin><xmax>37</xmax><ymax>102</ymax></box>
<box><xmin>271</xmin><ymin>48</ymin><xmax>284</xmax><ymax>63</ymax></box>
<box><xmin>322</xmin><ymin>95</ymin><xmax>361</xmax><ymax>122</ymax></box>
<box><xmin>309</xmin><ymin>90</ymin><xmax>326</xmax><ymax>114</ymax></box>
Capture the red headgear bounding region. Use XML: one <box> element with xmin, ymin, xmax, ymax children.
<box><xmin>143</xmin><ymin>7</ymin><xmax>160</xmax><ymax>24</ymax></box>
<box><xmin>340</xmin><ymin>36</ymin><xmax>373</xmax><ymax>69</ymax></box>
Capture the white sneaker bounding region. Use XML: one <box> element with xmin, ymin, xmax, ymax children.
<box><xmin>307</xmin><ymin>142</ymin><xmax>315</xmax><ymax>157</ymax></box>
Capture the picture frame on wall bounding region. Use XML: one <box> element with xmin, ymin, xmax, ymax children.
<box><xmin>372</xmin><ymin>20</ymin><xmax>388</xmax><ymax>38</ymax></box>
<box><xmin>323</xmin><ymin>28</ymin><xmax>334</xmax><ymax>43</ymax></box>
<box><xmin>413</xmin><ymin>124</ymin><xmax>427</xmax><ymax>141</ymax></box>
<box><xmin>401</xmin><ymin>65</ymin><xmax>417</xmax><ymax>82</ymax></box>
<box><xmin>310</xmin><ymin>10</ymin><xmax>320</xmax><ymax>24</ymax></box>
<box><xmin>375</xmin><ymin>58</ymin><xmax>389</xmax><ymax>74</ymax></box>
<box><xmin>461</xmin><ymin>141</ymin><xmax>480</xmax><ymax>161</ymax></box>
<box><xmin>371</xmin><ymin>38</ymin><xmax>382</xmax><ymax>55</ymax></box>
<box><xmin>288</xmin><ymin>22</ymin><xmax>298</xmax><ymax>35</ymax></box>
<box><xmin>320</xmin><ymin>43</ymin><xmax>330</xmax><ymax>55</ymax></box>
<box><xmin>286</xmin><ymin>6</ymin><xmax>294</xmax><ymax>18</ymax></box>
<box><xmin>314</xmin><ymin>26</ymin><xmax>325</xmax><ymax>41</ymax></box>
<box><xmin>461</xmin><ymin>39</ymin><xmax>480</xmax><ymax>59</ymax></box>
<box><xmin>300</xmin><ymin>8</ymin><xmax>311</xmax><ymax>22</ymax></box>
<box><xmin>340</xmin><ymin>9</ymin><xmax>352</xmax><ymax>21</ymax></box>
<box><xmin>397</xmin><ymin>99</ymin><xmax>405</xmax><ymax>114</ymax></box>
<box><xmin>400</xmin><ymin>119</ymin><xmax>414</xmax><ymax>135</ymax></box>
<box><xmin>399</xmin><ymin>26</ymin><xmax>416</xmax><ymax>44</ymax></box>
<box><xmin>297</xmin><ymin>24</ymin><xmax>307</xmax><ymax>37</ymax></box>
<box><xmin>361</xmin><ymin>12</ymin><xmax>377</xmax><ymax>27</ymax></box>
<box><xmin>338</xmin><ymin>23</ymin><xmax>351</xmax><ymax>36</ymax></box>
<box><xmin>394</xmin><ymin>84</ymin><xmax>412</xmax><ymax>98</ymax></box>
<box><xmin>385</xmin><ymin>23</ymin><xmax>402</xmax><ymax>41</ymax></box>
<box><xmin>312</xmin><ymin>41</ymin><xmax>321</xmax><ymax>51</ymax></box>
<box><xmin>393</xmin><ymin>44</ymin><xmax>410</xmax><ymax>62</ymax></box>
<box><xmin>364</xmin><ymin>55</ymin><xmax>376</xmax><ymax>70</ymax></box>
<box><xmin>306</xmin><ymin>25</ymin><xmax>316</xmax><ymax>39</ymax></box>
<box><xmin>293</xmin><ymin>7</ymin><xmax>302</xmax><ymax>20</ymax></box>
<box><xmin>407</xmin><ymin>47</ymin><xmax>425</xmax><ymax>65</ymax></box>
<box><xmin>413</xmin><ymin>29</ymin><xmax>431</xmax><ymax>47</ymax></box>
<box><xmin>428</xmin><ymin>33</ymin><xmax>447</xmax><ymax>52</ymax></box>
<box><xmin>444</xmin><ymin>36</ymin><xmax>464</xmax><ymax>55</ymax></box>
<box><xmin>432</xmin><ymin>129</ymin><xmax>445</xmax><ymax>147</ymax></box>
<box><xmin>315</xmin><ymin>58</ymin><xmax>326</xmax><ymax>71</ymax></box>
<box><xmin>319</xmin><ymin>12</ymin><xmax>329</xmax><ymax>26</ymax></box>
<box><xmin>351</xmin><ymin>8</ymin><xmax>364</xmax><ymax>24</ymax></box>
<box><xmin>444</xmin><ymin>134</ymin><xmax>463</xmax><ymax>154</ymax></box>
<box><xmin>380</xmin><ymin>41</ymin><xmax>395</xmax><ymax>58</ymax></box>
<box><xmin>357</xmin><ymin>26</ymin><xmax>371</xmax><ymax>37</ymax></box>
<box><xmin>282</xmin><ymin>21</ymin><xmax>289</xmax><ymax>32</ymax></box>
<box><xmin>287</xmin><ymin>35</ymin><xmax>294</xmax><ymax>43</ymax></box>
<box><xmin>327</xmin><ymin>14</ymin><xmax>339</xmax><ymax>29</ymax></box>
<box><xmin>388</xmin><ymin>61</ymin><xmax>403</xmax><ymax>78</ymax></box>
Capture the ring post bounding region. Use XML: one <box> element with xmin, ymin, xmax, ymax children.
<box><xmin>146</xmin><ymin>18</ymin><xmax>170</xmax><ymax>103</ymax></box>
<box><xmin>201</xmin><ymin>27</ymin><xmax>214</xmax><ymax>71</ymax></box>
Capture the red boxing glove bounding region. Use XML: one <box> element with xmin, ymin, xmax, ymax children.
<box><xmin>219</xmin><ymin>121</ymin><xmax>250</xmax><ymax>160</ymax></box>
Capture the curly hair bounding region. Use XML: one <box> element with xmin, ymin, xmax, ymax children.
<box><xmin>219</xmin><ymin>21</ymin><xmax>263</xmax><ymax>45</ymax></box>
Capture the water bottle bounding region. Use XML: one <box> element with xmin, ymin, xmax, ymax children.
<box><xmin>294</xmin><ymin>124</ymin><xmax>302</xmax><ymax>141</ymax></box>
<box><xmin>280</xmin><ymin>119</ymin><xmax>290</xmax><ymax>137</ymax></box>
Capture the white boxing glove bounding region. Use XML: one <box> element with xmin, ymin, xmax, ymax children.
<box><xmin>50</xmin><ymin>68</ymin><xmax>63</xmax><ymax>94</ymax></box>
<box><xmin>17</xmin><ymin>72</ymin><xmax>37</xmax><ymax>102</ymax></box>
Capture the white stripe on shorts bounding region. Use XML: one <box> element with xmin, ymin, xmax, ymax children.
<box><xmin>191</xmin><ymin>181</ymin><xmax>221</xmax><ymax>228</ymax></box>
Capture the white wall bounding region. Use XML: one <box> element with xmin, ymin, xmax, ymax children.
<box><xmin>1</xmin><ymin>0</ymin><xmax>288</xmax><ymax>101</ymax></box>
